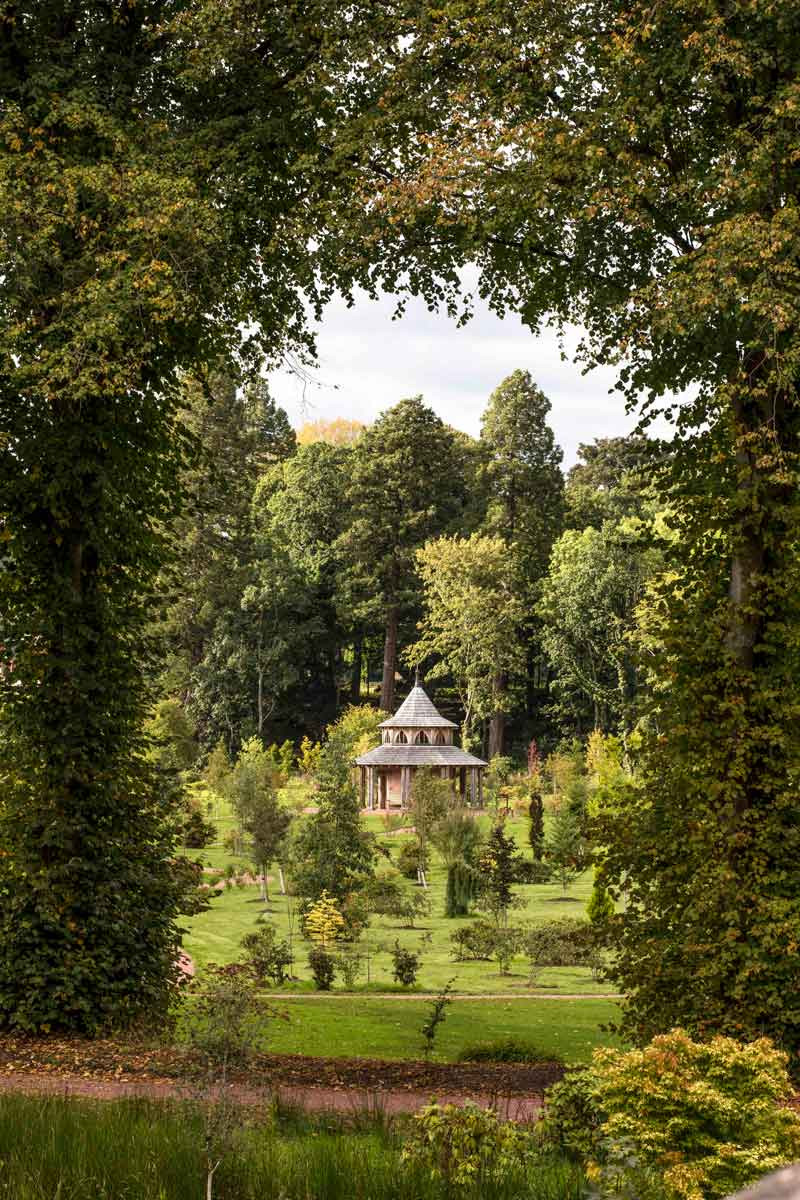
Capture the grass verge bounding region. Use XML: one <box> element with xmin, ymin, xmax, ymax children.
<box><xmin>0</xmin><ymin>1094</ymin><xmax>585</xmax><ymax>1200</ymax></box>
<box><xmin>264</xmin><ymin>996</ymin><xmax>621</xmax><ymax>1064</ymax></box>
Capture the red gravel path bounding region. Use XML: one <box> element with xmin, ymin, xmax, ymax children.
<box><xmin>0</xmin><ymin>1070</ymin><xmax>543</xmax><ymax>1120</ymax></box>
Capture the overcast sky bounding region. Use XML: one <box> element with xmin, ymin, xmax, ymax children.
<box><xmin>266</xmin><ymin>283</ymin><xmax>660</xmax><ymax>470</ymax></box>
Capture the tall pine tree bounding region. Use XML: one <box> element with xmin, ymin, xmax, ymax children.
<box><xmin>339</xmin><ymin>398</ymin><xmax>473</xmax><ymax>711</ymax></box>
<box><xmin>479</xmin><ymin>370</ymin><xmax>564</xmax><ymax>754</ymax></box>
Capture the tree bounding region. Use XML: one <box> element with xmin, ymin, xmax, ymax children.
<box><xmin>545</xmin><ymin>801</ymin><xmax>584</xmax><ymax>894</ymax></box>
<box><xmin>0</xmin><ymin>0</ymin><xmax>406</xmax><ymax>1031</ymax></box>
<box><xmin>476</xmin><ymin>821</ymin><xmax>520</xmax><ymax>928</ymax></box>
<box><xmin>528</xmin><ymin>785</ymin><xmax>545</xmax><ymax>862</ymax></box>
<box><xmin>479</xmin><ymin>371</ymin><xmax>564</xmax><ymax>754</ymax></box>
<box><xmin>161</xmin><ymin>370</ymin><xmax>296</xmax><ymax>719</ymax></box>
<box><xmin>350</xmin><ymin>0</ymin><xmax>800</xmax><ymax>1050</ymax></box>
<box><xmin>290</xmin><ymin>723</ymin><xmax>374</xmax><ymax>910</ymax></box>
<box><xmin>537</xmin><ymin>520</ymin><xmax>661</xmax><ymax>733</ymax></box>
<box><xmin>325</xmin><ymin>704</ymin><xmax>387</xmax><ymax>762</ymax></box>
<box><xmin>407</xmin><ymin>534</ymin><xmax>525</xmax><ymax>748</ymax></box>
<box><xmin>144</xmin><ymin>699</ymin><xmax>198</xmax><ymax>773</ymax></box>
<box><xmin>205</xmin><ymin>740</ymin><xmax>232</xmax><ymax>798</ymax></box>
<box><xmin>565</xmin><ymin>436</ymin><xmax>657</xmax><ymax>532</ymax></box>
<box><xmin>587</xmin><ymin>881</ymin><xmax>614</xmax><ymax>929</ymax></box>
<box><xmin>296</xmin><ymin>417</ymin><xmax>365</xmax><ymax>447</ymax></box>
<box><xmin>429</xmin><ymin>810</ymin><xmax>484</xmax><ymax>918</ymax></box>
<box><xmin>243</xmin><ymin>795</ymin><xmax>292</xmax><ymax>903</ymax></box>
<box><xmin>259</xmin><ymin>441</ymin><xmax>355</xmax><ymax>716</ymax></box>
<box><xmin>184</xmin><ymin>964</ymin><xmax>273</xmax><ymax>1200</ymax></box>
<box><xmin>227</xmin><ymin>738</ymin><xmax>279</xmax><ymax>819</ymax></box>
<box><xmin>339</xmin><ymin>398</ymin><xmax>473</xmax><ymax>712</ymax></box>
<box><xmin>408</xmin><ymin>767</ymin><xmax>455</xmax><ymax>885</ymax></box>
<box><xmin>304</xmin><ymin>891</ymin><xmax>345</xmax><ymax>947</ymax></box>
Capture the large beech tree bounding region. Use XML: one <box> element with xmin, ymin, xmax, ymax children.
<box><xmin>343</xmin><ymin>0</ymin><xmax>800</xmax><ymax>1051</ymax></box>
<box><xmin>0</xmin><ymin>0</ymin><xmax>407</xmax><ymax>1033</ymax></box>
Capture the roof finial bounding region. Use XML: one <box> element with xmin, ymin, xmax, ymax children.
<box><xmin>415</xmin><ymin>664</ymin><xmax>421</xmax><ymax>687</ymax></box>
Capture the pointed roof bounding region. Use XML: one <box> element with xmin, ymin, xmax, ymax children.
<box><xmin>356</xmin><ymin>743</ymin><xmax>486</xmax><ymax>767</ymax></box>
<box><xmin>379</xmin><ymin>685</ymin><xmax>457</xmax><ymax>729</ymax></box>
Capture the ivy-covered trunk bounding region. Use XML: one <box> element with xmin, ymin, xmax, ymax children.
<box><xmin>0</xmin><ymin>393</ymin><xmax>196</xmax><ymax>1034</ymax></box>
<box><xmin>600</xmin><ymin>379</ymin><xmax>800</xmax><ymax>1055</ymax></box>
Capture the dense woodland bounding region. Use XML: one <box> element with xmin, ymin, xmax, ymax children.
<box><xmin>155</xmin><ymin>368</ymin><xmax>660</xmax><ymax>760</ymax></box>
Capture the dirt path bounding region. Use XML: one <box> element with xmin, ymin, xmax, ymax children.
<box><xmin>0</xmin><ymin>1071</ymin><xmax>543</xmax><ymax>1121</ymax></box>
<box><xmin>0</xmin><ymin>1040</ymin><xmax>561</xmax><ymax>1123</ymax></box>
<box><xmin>269</xmin><ymin>991</ymin><xmax>621</xmax><ymax>1000</ymax></box>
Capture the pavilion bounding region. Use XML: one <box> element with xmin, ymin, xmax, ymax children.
<box><xmin>355</xmin><ymin>684</ymin><xmax>487</xmax><ymax>810</ymax></box>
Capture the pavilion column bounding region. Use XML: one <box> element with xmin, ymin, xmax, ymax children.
<box><xmin>367</xmin><ymin>767</ymin><xmax>375</xmax><ymax>810</ymax></box>
<box><xmin>459</xmin><ymin>768</ymin><xmax>466</xmax><ymax>799</ymax></box>
<box><xmin>470</xmin><ymin>767</ymin><xmax>478</xmax><ymax>807</ymax></box>
<box><xmin>359</xmin><ymin>766</ymin><xmax>366</xmax><ymax>807</ymax></box>
<box><xmin>401</xmin><ymin>767</ymin><xmax>411</xmax><ymax>807</ymax></box>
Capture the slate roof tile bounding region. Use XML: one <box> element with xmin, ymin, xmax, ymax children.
<box><xmin>379</xmin><ymin>685</ymin><xmax>457</xmax><ymax>729</ymax></box>
<box><xmin>355</xmin><ymin>744</ymin><xmax>487</xmax><ymax>768</ymax></box>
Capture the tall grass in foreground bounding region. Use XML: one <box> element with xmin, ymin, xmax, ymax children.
<box><xmin>0</xmin><ymin>1095</ymin><xmax>584</xmax><ymax>1200</ymax></box>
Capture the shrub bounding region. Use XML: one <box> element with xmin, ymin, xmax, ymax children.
<box><xmin>450</xmin><ymin>919</ymin><xmax>524</xmax><ymax>972</ymax></box>
<box><xmin>277</xmin><ymin>739</ymin><xmax>295</xmax><ymax>779</ymax></box>
<box><xmin>537</xmin><ymin>1070</ymin><xmax>603</xmax><ymax>1161</ymax></box>
<box><xmin>182</xmin><ymin>804</ymin><xmax>217</xmax><ymax>849</ymax></box>
<box><xmin>587</xmin><ymin>880</ymin><xmax>615</xmax><ymax>926</ymax></box>
<box><xmin>586</xmin><ymin>1029</ymin><xmax>800</xmax><ymax>1200</ymax></box>
<box><xmin>340</xmin><ymin>891</ymin><xmax>372</xmax><ymax>940</ymax></box>
<box><xmin>513</xmin><ymin>858</ymin><xmax>553</xmax><ymax>884</ymax></box>
<box><xmin>526</xmin><ymin>918</ymin><xmax>596</xmax><ymax>971</ymax></box>
<box><xmin>396</xmin><ymin>838</ymin><xmax>423</xmax><ymax>880</ymax></box>
<box><xmin>391</xmin><ymin>941</ymin><xmax>420</xmax><ymax>987</ymax></box>
<box><xmin>401</xmin><ymin>1100</ymin><xmax>533</xmax><ymax>1186</ymax></box>
<box><xmin>240</xmin><ymin>926</ymin><xmax>292</xmax><ymax>987</ymax></box>
<box><xmin>297</xmin><ymin>735</ymin><xmax>321</xmax><ymax>777</ymax></box>
<box><xmin>366</xmin><ymin>872</ymin><xmax>430</xmax><ymax>927</ymax></box>
<box><xmin>307</xmin><ymin>946</ymin><xmax>336</xmax><ymax>991</ymax></box>
<box><xmin>184</xmin><ymin>963</ymin><xmax>272</xmax><ymax>1067</ymax></box>
<box><xmin>458</xmin><ymin>1038</ymin><xmax>561</xmax><ymax>1065</ymax></box>
<box><xmin>449</xmin><ymin>919</ymin><xmax>497</xmax><ymax>961</ymax></box>
<box><xmin>334</xmin><ymin>945</ymin><xmax>363</xmax><ymax>989</ymax></box>
<box><xmin>304</xmin><ymin>890</ymin><xmax>345</xmax><ymax>946</ymax></box>
<box><xmin>491</xmin><ymin>925</ymin><xmax>526</xmax><ymax>974</ymax></box>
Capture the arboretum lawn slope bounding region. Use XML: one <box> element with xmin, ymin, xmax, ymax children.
<box><xmin>262</xmin><ymin>996</ymin><xmax>620</xmax><ymax>1064</ymax></box>
<box><xmin>181</xmin><ymin>784</ymin><xmax>621</xmax><ymax>1063</ymax></box>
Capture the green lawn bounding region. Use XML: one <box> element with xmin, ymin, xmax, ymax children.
<box><xmin>263</xmin><ymin>996</ymin><xmax>622</xmax><ymax>1065</ymax></box>
<box><xmin>183</xmin><ymin>790</ymin><xmax>608</xmax><ymax>996</ymax></box>
<box><xmin>181</xmin><ymin>784</ymin><xmax>616</xmax><ymax>1063</ymax></box>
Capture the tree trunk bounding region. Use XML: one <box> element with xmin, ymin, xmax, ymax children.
<box><xmin>380</xmin><ymin>607</ymin><xmax>398</xmax><ymax>712</ymax></box>
<box><xmin>488</xmin><ymin>672</ymin><xmax>507</xmax><ymax>759</ymax></box>
<box><xmin>256</xmin><ymin>618</ymin><xmax>264</xmax><ymax>737</ymax></box>
<box><xmin>350</xmin><ymin>632</ymin><xmax>363</xmax><ymax>704</ymax></box>
<box><xmin>724</xmin><ymin>394</ymin><xmax>766</xmax><ymax>670</ymax></box>
<box><xmin>260</xmin><ymin>861</ymin><xmax>268</xmax><ymax>902</ymax></box>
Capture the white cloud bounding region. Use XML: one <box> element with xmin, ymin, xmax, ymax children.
<box><xmin>266</xmin><ymin>286</ymin><xmax>668</xmax><ymax>468</ymax></box>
